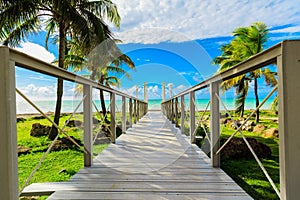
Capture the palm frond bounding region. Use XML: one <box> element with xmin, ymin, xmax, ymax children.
<box><xmin>2</xmin><ymin>16</ymin><xmax>40</xmax><ymax>47</ymax></box>
<box><xmin>82</xmin><ymin>0</ymin><xmax>121</xmax><ymax>28</ymax></box>
<box><xmin>45</xmin><ymin>18</ymin><xmax>57</xmax><ymax>50</ymax></box>
<box><xmin>262</xmin><ymin>67</ymin><xmax>277</xmax><ymax>86</ymax></box>
<box><xmin>270</xmin><ymin>95</ymin><xmax>278</xmax><ymax>112</ymax></box>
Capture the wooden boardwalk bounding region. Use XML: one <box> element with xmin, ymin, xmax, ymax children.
<box><xmin>24</xmin><ymin>111</ymin><xmax>252</xmax><ymax>199</ymax></box>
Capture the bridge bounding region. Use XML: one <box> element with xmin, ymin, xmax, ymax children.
<box><xmin>1</xmin><ymin>40</ymin><xmax>300</xmax><ymax>200</ymax></box>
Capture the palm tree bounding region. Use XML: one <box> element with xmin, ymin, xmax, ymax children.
<box><xmin>96</xmin><ymin>57</ymin><xmax>134</xmax><ymax>122</ymax></box>
<box><xmin>0</xmin><ymin>0</ymin><xmax>121</xmax><ymax>139</ymax></box>
<box><xmin>66</xmin><ymin>38</ymin><xmax>135</xmax><ymax>122</ymax></box>
<box><xmin>232</xmin><ymin>22</ymin><xmax>269</xmax><ymax>122</ymax></box>
<box><xmin>214</xmin><ymin>22</ymin><xmax>276</xmax><ymax>122</ymax></box>
<box><xmin>213</xmin><ymin>43</ymin><xmax>248</xmax><ymax>117</ymax></box>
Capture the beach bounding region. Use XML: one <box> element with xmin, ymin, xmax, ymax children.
<box><xmin>16</xmin><ymin>98</ymin><xmax>275</xmax><ymax>115</ymax></box>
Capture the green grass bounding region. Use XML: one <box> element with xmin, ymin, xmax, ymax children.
<box><xmin>176</xmin><ymin>109</ymin><xmax>280</xmax><ymax>199</ymax></box>
<box><xmin>220</xmin><ymin>129</ymin><xmax>279</xmax><ymax>199</ymax></box>
<box><xmin>17</xmin><ymin>114</ymin><xmax>108</xmax><ymax>199</ymax></box>
<box><xmin>218</xmin><ymin>110</ymin><xmax>280</xmax><ymax>200</ymax></box>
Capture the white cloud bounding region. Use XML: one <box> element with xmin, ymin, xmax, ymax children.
<box><xmin>113</xmin><ymin>0</ymin><xmax>300</xmax><ymax>44</ymax></box>
<box><xmin>15</xmin><ymin>42</ymin><xmax>55</xmax><ymax>63</ymax></box>
<box><xmin>173</xmin><ymin>84</ymin><xmax>188</xmax><ymax>95</ymax></box>
<box><xmin>271</xmin><ymin>25</ymin><xmax>300</xmax><ymax>33</ymax></box>
<box><xmin>19</xmin><ymin>84</ymin><xmax>56</xmax><ymax>100</ymax></box>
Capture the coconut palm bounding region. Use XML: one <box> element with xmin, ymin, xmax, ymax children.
<box><xmin>214</xmin><ymin>22</ymin><xmax>276</xmax><ymax>122</ymax></box>
<box><xmin>0</xmin><ymin>0</ymin><xmax>121</xmax><ymax>139</ymax></box>
<box><xmin>66</xmin><ymin>38</ymin><xmax>135</xmax><ymax>122</ymax></box>
<box><xmin>213</xmin><ymin>43</ymin><xmax>248</xmax><ymax>117</ymax></box>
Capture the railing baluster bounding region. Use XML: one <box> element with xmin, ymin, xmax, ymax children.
<box><xmin>190</xmin><ymin>91</ymin><xmax>195</xmax><ymax>144</ymax></box>
<box><xmin>122</xmin><ymin>96</ymin><xmax>126</xmax><ymax>134</ymax></box>
<box><xmin>133</xmin><ymin>99</ymin><xmax>137</xmax><ymax>124</ymax></box>
<box><xmin>210</xmin><ymin>82</ymin><xmax>220</xmax><ymax>167</ymax></box>
<box><xmin>83</xmin><ymin>85</ymin><xmax>93</xmax><ymax>166</ymax></box>
<box><xmin>137</xmin><ymin>101</ymin><xmax>140</xmax><ymax>120</ymax></box>
<box><xmin>129</xmin><ymin>98</ymin><xmax>133</xmax><ymax>128</ymax></box>
<box><xmin>175</xmin><ymin>97</ymin><xmax>179</xmax><ymax>127</ymax></box>
<box><xmin>110</xmin><ymin>92</ymin><xmax>116</xmax><ymax>143</ymax></box>
<box><xmin>0</xmin><ymin>47</ymin><xmax>18</xmax><ymax>200</ymax></box>
<box><xmin>181</xmin><ymin>95</ymin><xmax>185</xmax><ymax>135</ymax></box>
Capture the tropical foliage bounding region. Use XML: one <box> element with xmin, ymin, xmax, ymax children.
<box><xmin>0</xmin><ymin>0</ymin><xmax>121</xmax><ymax>139</ymax></box>
<box><xmin>213</xmin><ymin>22</ymin><xmax>277</xmax><ymax>122</ymax></box>
<box><xmin>66</xmin><ymin>38</ymin><xmax>135</xmax><ymax>122</ymax></box>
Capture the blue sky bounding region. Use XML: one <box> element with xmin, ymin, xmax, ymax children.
<box><xmin>14</xmin><ymin>0</ymin><xmax>300</xmax><ymax>101</ymax></box>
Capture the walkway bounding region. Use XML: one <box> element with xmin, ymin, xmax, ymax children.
<box><xmin>24</xmin><ymin>111</ymin><xmax>252</xmax><ymax>199</ymax></box>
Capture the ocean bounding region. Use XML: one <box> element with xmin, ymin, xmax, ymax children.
<box><xmin>16</xmin><ymin>98</ymin><xmax>275</xmax><ymax>114</ymax></box>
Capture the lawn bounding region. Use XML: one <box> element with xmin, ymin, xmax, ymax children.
<box><xmin>17</xmin><ymin>113</ymin><xmax>109</xmax><ymax>200</ymax></box>
<box><xmin>177</xmin><ymin>109</ymin><xmax>280</xmax><ymax>199</ymax></box>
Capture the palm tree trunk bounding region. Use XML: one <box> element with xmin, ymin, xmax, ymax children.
<box><xmin>48</xmin><ymin>22</ymin><xmax>66</xmax><ymax>140</ymax></box>
<box><xmin>254</xmin><ymin>76</ymin><xmax>260</xmax><ymax>123</ymax></box>
<box><xmin>239</xmin><ymin>103</ymin><xmax>245</xmax><ymax>118</ymax></box>
<box><xmin>100</xmin><ymin>89</ymin><xmax>109</xmax><ymax>123</ymax></box>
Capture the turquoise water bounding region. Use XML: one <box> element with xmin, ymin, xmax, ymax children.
<box><xmin>16</xmin><ymin>98</ymin><xmax>274</xmax><ymax>114</ymax></box>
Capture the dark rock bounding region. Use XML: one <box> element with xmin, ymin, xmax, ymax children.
<box><xmin>220</xmin><ymin>113</ymin><xmax>229</xmax><ymax>118</ymax></box>
<box><xmin>93</xmin><ymin>131</ymin><xmax>111</xmax><ymax>144</ymax></box>
<box><xmin>32</xmin><ymin>115</ymin><xmax>46</xmax><ymax>120</ymax></box>
<box><xmin>65</xmin><ymin>120</ymin><xmax>83</xmax><ymax>127</ymax></box>
<box><xmin>93</xmin><ymin>117</ymin><xmax>100</xmax><ymax>125</ymax></box>
<box><xmin>51</xmin><ymin>136</ymin><xmax>83</xmax><ymax>151</ymax></box>
<box><xmin>116</xmin><ymin>126</ymin><xmax>122</xmax><ymax>138</ymax></box>
<box><xmin>220</xmin><ymin>118</ymin><xmax>228</xmax><ymax>125</ymax></box>
<box><xmin>18</xmin><ymin>146</ymin><xmax>31</xmax><ymax>156</ymax></box>
<box><xmin>30</xmin><ymin>123</ymin><xmax>51</xmax><ymax>137</ymax></box>
<box><xmin>220</xmin><ymin>137</ymin><xmax>272</xmax><ymax>160</ymax></box>
<box><xmin>17</xmin><ymin>117</ymin><xmax>26</xmax><ymax>122</ymax></box>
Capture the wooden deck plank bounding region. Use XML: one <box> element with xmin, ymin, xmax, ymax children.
<box><xmin>22</xmin><ymin>111</ymin><xmax>252</xmax><ymax>199</ymax></box>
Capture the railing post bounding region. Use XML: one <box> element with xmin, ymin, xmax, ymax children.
<box><xmin>144</xmin><ymin>82</ymin><xmax>148</xmax><ymax>102</ymax></box>
<box><xmin>169</xmin><ymin>84</ymin><xmax>173</xmax><ymax>98</ymax></box>
<box><xmin>129</xmin><ymin>98</ymin><xmax>133</xmax><ymax>128</ymax></box>
<box><xmin>277</xmin><ymin>41</ymin><xmax>300</xmax><ymax>200</ymax></box>
<box><xmin>137</xmin><ymin>101</ymin><xmax>140</xmax><ymax>120</ymax></box>
<box><xmin>190</xmin><ymin>91</ymin><xmax>196</xmax><ymax>144</ymax></box>
<box><xmin>171</xmin><ymin>99</ymin><xmax>174</xmax><ymax>123</ymax></box>
<box><xmin>162</xmin><ymin>82</ymin><xmax>166</xmax><ymax>102</ymax></box>
<box><xmin>169</xmin><ymin>101</ymin><xmax>172</xmax><ymax>121</ymax></box>
<box><xmin>110</xmin><ymin>92</ymin><xmax>116</xmax><ymax>143</ymax></box>
<box><xmin>83</xmin><ymin>84</ymin><xmax>93</xmax><ymax>166</ymax></box>
<box><xmin>133</xmin><ymin>99</ymin><xmax>137</xmax><ymax>124</ymax></box>
<box><xmin>181</xmin><ymin>95</ymin><xmax>185</xmax><ymax>135</ymax></box>
<box><xmin>175</xmin><ymin>97</ymin><xmax>179</xmax><ymax>127</ymax></box>
<box><xmin>122</xmin><ymin>96</ymin><xmax>126</xmax><ymax>134</ymax></box>
<box><xmin>210</xmin><ymin>82</ymin><xmax>220</xmax><ymax>167</ymax></box>
<box><xmin>0</xmin><ymin>47</ymin><xmax>18</xmax><ymax>200</ymax></box>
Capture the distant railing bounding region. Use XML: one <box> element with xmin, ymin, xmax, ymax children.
<box><xmin>161</xmin><ymin>40</ymin><xmax>300</xmax><ymax>200</ymax></box>
<box><xmin>0</xmin><ymin>46</ymin><xmax>148</xmax><ymax>200</ymax></box>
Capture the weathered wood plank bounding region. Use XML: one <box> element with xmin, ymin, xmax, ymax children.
<box><xmin>49</xmin><ymin>191</ymin><xmax>251</xmax><ymax>200</ymax></box>
<box><xmin>22</xmin><ymin>111</ymin><xmax>251</xmax><ymax>199</ymax></box>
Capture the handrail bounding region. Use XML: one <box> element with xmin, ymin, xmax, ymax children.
<box><xmin>161</xmin><ymin>40</ymin><xmax>300</xmax><ymax>200</ymax></box>
<box><xmin>162</xmin><ymin>40</ymin><xmax>285</xmax><ymax>102</ymax></box>
<box><xmin>0</xmin><ymin>45</ymin><xmax>148</xmax><ymax>200</ymax></box>
<box><xmin>3</xmin><ymin>46</ymin><xmax>146</xmax><ymax>103</ymax></box>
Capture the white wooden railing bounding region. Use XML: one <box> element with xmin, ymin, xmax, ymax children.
<box><xmin>162</xmin><ymin>40</ymin><xmax>300</xmax><ymax>200</ymax></box>
<box><xmin>0</xmin><ymin>46</ymin><xmax>148</xmax><ymax>200</ymax></box>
